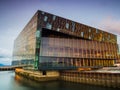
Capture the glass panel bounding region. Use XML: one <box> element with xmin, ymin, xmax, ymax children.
<box><xmin>66</xmin><ymin>23</ymin><xmax>69</xmax><ymax>29</ymax></box>
<box><xmin>96</xmin><ymin>29</ymin><xmax>98</xmax><ymax>33</ymax></box>
<box><xmin>57</xmin><ymin>28</ymin><xmax>60</xmax><ymax>31</ymax></box>
<box><xmin>44</xmin><ymin>16</ymin><xmax>48</xmax><ymax>22</ymax></box>
<box><xmin>81</xmin><ymin>32</ymin><xmax>84</xmax><ymax>37</ymax></box>
<box><xmin>42</xmin><ymin>11</ymin><xmax>45</xmax><ymax>14</ymax></box>
<box><xmin>89</xmin><ymin>28</ymin><xmax>91</xmax><ymax>32</ymax></box>
<box><xmin>53</xmin><ymin>15</ymin><xmax>56</xmax><ymax>21</ymax></box>
<box><xmin>46</xmin><ymin>23</ymin><xmax>52</xmax><ymax>29</ymax></box>
<box><xmin>39</xmin><ymin>29</ymin><xmax>116</xmax><ymax>69</ymax></box>
<box><xmin>89</xmin><ymin>36</ymin><xmax>91</xmax><ymax>39</ymax></box>
<box><xmin>72</xmin><ymin>22</ymin><xmax>75</xmax><ymax>32</ymax></box>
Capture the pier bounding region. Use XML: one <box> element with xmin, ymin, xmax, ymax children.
<box><xmin>15</xmin><ymin>67</ymin><xmax>120</xmax><ymax>88</ymax></box>
<box><xmin>60</xmin><ymin>68</ymin><xmax>120</xmax><ymax>88</ymax></box>
<box><xmin>15</xmin><ymin>68</ymin><xmax>60</xmax><ymax>82</ymax></box>
<box><xmin>0</xmin><ymin>65</ymin><xmax>32</xmax><ymax>71</ymax></box>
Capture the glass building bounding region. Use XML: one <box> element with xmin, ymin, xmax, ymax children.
<box><xmin>12</xmin><ymin>10</ymin><xmax>119</xmax><ymax>70</ymax></box>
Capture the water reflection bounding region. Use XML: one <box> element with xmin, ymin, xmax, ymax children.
<box><xmin>14</xmin><ymin>73</ymin><xmax>117</xmax><ymax>90</ymax></box>
<box><xmin>0</xmin><ymin>71</ymin><xmax>118</xmax><ymax>90</ymax></box>
<box><xmin>15</xmin><ymin>74</ymin><xmax>62</xmax><ymax>90</ymax></box>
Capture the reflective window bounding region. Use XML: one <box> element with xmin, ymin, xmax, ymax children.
<box><xmin>89</xmin><ymin>28</ymin><xmax>91</xmax><ymax>32</ymax></box>
<box><xmin>36</xmin><ymin>30</ymin><xmax>40</xmax><ymax>38</ymax></box>
<box><xmin>72</xmin><ymin>22</ymin><xmax>75</xmax><ymax>32</ymax></box>
<box><xmin>57</xmin><ymin>28</ymin><xmax>60</xmax><ymax>31</ymax></box>
<box><xmin>53</xmin><ymin>15</ymin><xmax>56</xmax><ymax>21</ymax></box>
<box><xmin>108</xmin><ymin>35</ymin><xmax>110</xmax><ymax>40</ymax></box>
<box><xmin>44</xmin><ymin>16</ymin><xmax>48</xmax><ymax>22</ymax></box>
<box><xmin>81</xmin><ymin>32</ymin><xmax>84</xmax><ymax>37</ymax></box>
<box><xmin>89</xmin><ymin>36</ymin><xmax>91</xmax><ymax>39</ymax></box>
<box><xmin>42</xmin><ymin>11</ymin><xmax>45</xmax><ymax>15</ymax></box>
<box><xmin>96</xmin><ymin>29</ymin><xmax>98</xmax><ymax>33</ymax></box>
<box><xmin>46</xmin><ymin>23</ymin><xmax>52</xmax><ymax>29</ymax></box>
<box><xmin>66</xmin><ymin>23</ymin><xmax>69</xmax><ymax>29</ymax></box>
<box><xmin>103</xmin><ymin>37</ymin><xmax>104</xmax><ymax>41</ymax></box>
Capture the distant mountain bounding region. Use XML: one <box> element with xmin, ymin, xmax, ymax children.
<box><xmin>0</xmin><ymin>55</ymin><xmax>10</xmax><ymax>58</ymax></box>
<box><xmin>0</xmin><ymin>64</ymin><xmax>5</xmax><ymax>67</ymax></box>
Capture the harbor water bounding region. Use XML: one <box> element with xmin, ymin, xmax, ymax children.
<box><xmin>0</xmin><ymin>71</ymin><xmax>118</xmax><ymax>90</ymax></box>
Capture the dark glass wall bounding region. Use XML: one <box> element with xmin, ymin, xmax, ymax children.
<box><xmin>40</xmin><ymin>37</ymin><xmax>117</xmax><ymax>59</ymax></box>
<box><xmin>38</xmin><ymin>29</ymin><xmax>117</xmax><ymax>70</ymax></box>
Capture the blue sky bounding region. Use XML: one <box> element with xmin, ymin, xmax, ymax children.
<box><xmin>0</xmin><ymin>0</ymin><xmax>120</xmax><ymax>65</ymax></box>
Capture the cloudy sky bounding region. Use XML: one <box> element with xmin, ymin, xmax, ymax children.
<box><xmin>0</xmin><ymin>0</ymin><xmax>120</xmax><ymax>65</ymax></box>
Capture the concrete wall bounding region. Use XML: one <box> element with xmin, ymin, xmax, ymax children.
<box><xmin>15</xmin><ymin>69</ymin><xmax>60</xmax><ymax>82</ymax></box>
<box><xmin>15</xmin><ymin>69</ymin><xmax>120</xmax><ymax>88</ymax></box>
<box><xmin>60</xmin><ymin>71</ymin><xmax>120</xmax><ymax>88</ymax></box>
<box><xmin>46</xmin><ymin>71</ymin><xmax>60</xmax><ymax>76</ymax></box>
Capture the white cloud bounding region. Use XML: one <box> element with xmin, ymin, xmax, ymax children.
<box><xmin>98</xmin><ymin>16</ymin><xmax>120</xmax><ymax>35</ymax></box>
<box><xmin>0</xmin><ymin>48</ymin><xmax>12</xmax><ymax>57</ymax></box>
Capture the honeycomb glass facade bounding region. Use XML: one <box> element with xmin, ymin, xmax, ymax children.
<box><xmin>12</xmin><ymin>12</ymin><xmax>38</xmax><ymax>66</ymax></box>
<box><xmin>12</xmin><ymin>10</ymin><xmax>119</xmax><ymax>70</ymax></box>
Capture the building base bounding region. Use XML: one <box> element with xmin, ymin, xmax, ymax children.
<box><xmin>15</xmin><ymin>68</ymin><xmax>120</xmax><ymax>88</ymax></box>
<box><xmin>15</xmin><ymin>69</ymin><xmax>60</xmax><ymax>82</ymax></box>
